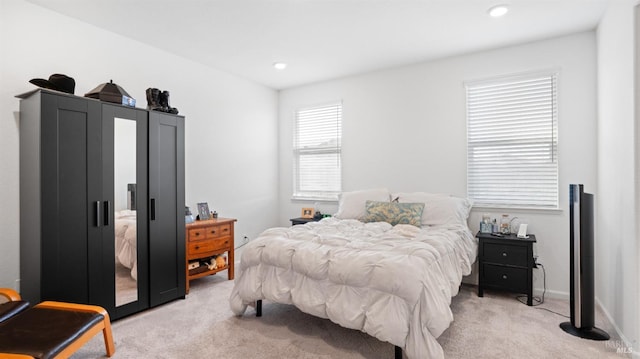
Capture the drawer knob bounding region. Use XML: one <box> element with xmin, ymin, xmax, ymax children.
<box><xmin>502</xmin><ymin>274</ymin><xmax>508</xmax><ymax>280</ymax></box>
<box><xmin>195</xmin><ymin>232</ymin><xmax>200</xmax><ymax>236</ymax></box>
<box><xmin>211</xmin><ymin>230</ymin><xmax>216</xmax><ymax>234</ymax></box>
<box><xmin>502</xmin><ymin>252</ymin><xmax>507</xmax><ymax>257</ymax></box>
<box><xmin>195</xmin><ymin>245</ymin><xmax>200</xmax><ymax>250</ymax></box>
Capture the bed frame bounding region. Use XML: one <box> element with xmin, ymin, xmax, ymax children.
<box><xmin>255</xmin><ymin>299</ymin><xmax>403</xmax><ymax>359</ymax></box>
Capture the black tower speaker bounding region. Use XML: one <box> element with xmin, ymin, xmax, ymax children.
<box><xmin>560</xmin><ymin>184</ymin><xmax>609</xmax><ymax>340</ymax></box>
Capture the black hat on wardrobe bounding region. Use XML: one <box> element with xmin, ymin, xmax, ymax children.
<box><xmin>29</xmin><ymin>74</ymin><xmax>75</xmax><ymax>94</ymax></box>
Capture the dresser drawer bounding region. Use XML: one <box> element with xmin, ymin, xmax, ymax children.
<box><xmin>205</xmin><ymin>224</ymin><xmax>231</xmax><ymax>239</ymax></box>
<box><xmin>482</xmin><ymin>264</ymin><xmax>528</xmax><ymax>293</ymax></box>
<box><xmin>482</xmin><ymin>242</ymin><xmax>528</xmax><ymax>266</ymax></box>
<box><xmin>187</xmin><ymin>224</ymin><xmax>232</xmax><ymax>241</ymax></box>
<box><xmin>188</xmin><ymin>237</ymin><xmax>231</xmax><ymax>256</ymax></box>
<box><xmin>187</xmin><ymin>228</ymin><xmax>207</xmax><ymax>242</ymax></box>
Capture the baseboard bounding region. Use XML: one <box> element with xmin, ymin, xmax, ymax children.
<box><xmin>595</xmin><ymin>297</ymin><xmax>637</xmax><ymax>356</ymax></box>
<box><xmin>535</xmin><ymin>288</ymin><xmax>569</xmax><ymax>300</ymax></box>
<box><xmin>462</xmin><ymin>276</ymin><xmax>569</xmax><ymax>300</ymax></box>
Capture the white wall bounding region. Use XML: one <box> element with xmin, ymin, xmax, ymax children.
<box><xmin>279</xmin><ymin>32</ymin><xmax>598</xmax><ymax>296</ymax></box>
<box><xmin>0</xmin><ymin>0</ymin><xmax>279</xmax><ymax>289</ymax></box>
<box><xmin>596</xmin><ymin>0</ymin><xmax>639</xmax><ymax>354</ymax></box>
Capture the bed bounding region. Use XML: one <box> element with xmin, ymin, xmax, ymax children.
<box><xmin>115</xmin><ymin>209</ymin><xmax>137</xmax><ymax>280</ymax></box>
<box><xmin>229</xmin><ymin>189</ymin><xmax>477</xmax><ymax>359</ymax></box>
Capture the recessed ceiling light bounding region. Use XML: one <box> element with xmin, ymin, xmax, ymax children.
<box><xmin>488</xmin><ymin>5</ymin><xmax>509</xmax><ymax>17</ymax></box>
<box><xmin>273</xmin><ymin>62</ymin><xmax>288</xmax><ymax>70</ymax></box>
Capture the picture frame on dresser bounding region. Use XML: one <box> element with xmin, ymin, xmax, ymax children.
<box><xmin>197</xmin><ymin>202</ymin><xmax>210</xmax><ymax>220</ymax></box>
<box><xmin>301</xmin><ymin>207</ymin><xmax>314</xmax><ymax>218</ymax></box>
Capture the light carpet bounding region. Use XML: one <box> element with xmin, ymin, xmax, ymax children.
<box><xmin>72</xmin><ymin>273</ymin><xmax>629</xmax><ymax>358</ymax></box>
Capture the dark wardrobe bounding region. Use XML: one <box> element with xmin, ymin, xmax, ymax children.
<box><xmin>18</xmin><ymin>89</ymin><xmax>185</xmax><ymax>319</ymax></box>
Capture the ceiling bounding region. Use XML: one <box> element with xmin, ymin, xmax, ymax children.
<box><xmin>26</xmin><ymin>0</ymin><xmax>608</xmax><ymax>90</ymax></box>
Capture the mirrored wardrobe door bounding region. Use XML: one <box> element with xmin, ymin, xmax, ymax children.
<box><xmin>102</xmin><ymin>104</ymin><xmax>149</xmax><ymax>319</ymax></box>
<box><xmin>113</xmin><ymin>117</ymin><xmax>138</xmax><ymax>307</ymax></box>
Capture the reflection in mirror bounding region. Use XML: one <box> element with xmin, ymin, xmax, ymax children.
<box><xmin>114</xmin><ymin>118</ymin><xmax>138</xmax><ymax>307</ymax></box>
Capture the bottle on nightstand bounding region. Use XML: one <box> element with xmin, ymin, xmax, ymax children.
<box><xmin>500</xmin><ymin>214</ymin><xmax>510</xmax><ymax>234</ymax></box>
<box><xmin>480</xmin><ymin>214</ymin><xmax>492</xmax><ymax>233</ymax></box>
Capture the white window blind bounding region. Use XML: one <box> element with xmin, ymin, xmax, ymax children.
<box><xmin>293</xmin><ymin>102</ymin><xmax>342</xmax><ymax>200</ymax></box>
<box><xmin>466</xmin><ymin>72</ymin><xmax>558</xmax><ymax>209</ymax></box>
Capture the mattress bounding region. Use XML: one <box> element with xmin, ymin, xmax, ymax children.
<box><xmin>229</xmin><ymin>217</ymin><xmax>477</xmax><ymax>358</ymax></box>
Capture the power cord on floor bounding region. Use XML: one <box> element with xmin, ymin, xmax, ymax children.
<box><xmin>515</xmin><ymin>262</ymin><xmax>569</xmax><ymax>318</ymax></box>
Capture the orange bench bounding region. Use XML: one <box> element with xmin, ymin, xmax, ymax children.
<box><xmin>0</xmin><ymin>288</ymin><xmax>114</xmax><ymax>359</ymax></box>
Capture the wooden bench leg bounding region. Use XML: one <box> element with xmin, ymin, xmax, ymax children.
<box><xmin>102</xmin><ymin>312</ymin><xmax>115</xmax><ymax>357</ymax></box>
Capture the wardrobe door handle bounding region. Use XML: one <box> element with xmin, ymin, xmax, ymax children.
<box><xmin>502</xmin><ymin>252</ymin><xmax>508</xmax><ymax>257</ymax></box>
<box><xmin>150</xmin><ymin>198</ymin><xmax>156</xmax><ymax>220</ymax></box>
<box><xmin>104</xmin><ymin>201</ymin><xmax>110</xmax><ymax>226</ymax></box>
<box><xmin>95</xmin><ymin>201</ymin><xmax>101</xmax><ymax>227</ymax></box>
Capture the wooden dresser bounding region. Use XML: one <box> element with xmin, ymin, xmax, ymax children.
<box><xmin>185</xmin><ymin>218</ymin><xmax>236</xmax><ymax>293</ymax></box>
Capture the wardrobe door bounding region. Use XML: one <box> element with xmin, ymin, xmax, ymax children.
<box><xmin>39</xmin><ymin>93</ymin><xmax>102</xmax><ymax>304</ymax></box>
<box><xmin>148</xmin><ymin>112</ymin><xmax>186</xmax><ymax>306</ymax></box>
<box><xmin>102</xmin><ymin>104</ymin><xmax>149</xmax><ymax>319</ymax></box>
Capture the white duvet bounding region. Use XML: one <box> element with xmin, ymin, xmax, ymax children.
<box><xmin>115</xmin><ymin>210</ymin><xmax>137</xmax><ymax>280</ymax></box>
<box><xmin>229</xmin><ymin>218</ymin><xmax>477</xmax><ymax>359</ymax></box>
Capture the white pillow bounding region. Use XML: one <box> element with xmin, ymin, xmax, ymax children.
<box><xmin>393</xmin><ymin>192</ymin><xmax>472</xmax><ymax>226</ymax></box>
<box><xmin>334</xmin><ymin>188</ymin><xmax>391</xmax><ymax>220</ymax></box>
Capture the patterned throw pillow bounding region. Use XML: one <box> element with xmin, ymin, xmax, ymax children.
<box><xmin>362</xmin><ymin>200</ymin><xmax>425</xmax><ymax>227</ymax></box>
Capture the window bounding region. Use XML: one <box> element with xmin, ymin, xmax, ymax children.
<box><xmin>466</xmin><ymin>72</ymin><xmax>558</xmax><ymax>209</ymax></box>
<box><xmin>293</xmin><ymin>102</ymin><xmax>342</xmax><ymax>200</ymax></box>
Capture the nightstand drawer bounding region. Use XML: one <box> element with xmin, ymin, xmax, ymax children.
<box><xmin>205</xmin><ymin>224</ymin><xmax>231</xmax><ymax>238</ymax></box>
<box><xmin>483</xmin><ymin>243</ymin><xmax>528</xmax><ymax>266</ymax></box>
<box><xmin>482</xmin><ymin>264</ymin><xmax>528</xmax><ymax>293</ymax></box>
<box><xmin>188</xmin><ymin>237</ymin><xmax>230</xmax><ymax>255</ymax></box>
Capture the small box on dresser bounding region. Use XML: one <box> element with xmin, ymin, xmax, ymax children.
<box><xmin>185</xmin><ymin>218</ymin><xmax>236</xmax><ymax>293</ymax></box>
<box><xmin>477</xmin><ymin>232</ymin><xmax>537</xmax><ymax>306</ymax></box>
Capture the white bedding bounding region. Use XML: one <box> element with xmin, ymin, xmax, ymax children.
<box><xmin>229</xmin><ymin>217</ymin><xmax>477</xmax><ymax>359</ymax></box>
<box><xmin>115</xmin><ymin>210</ymin><xmax>137</xmax><ymax>280</ymax></box>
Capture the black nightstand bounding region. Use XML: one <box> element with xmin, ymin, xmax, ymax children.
<box><xmin>477</xmin><ymin>232</ymin><xmax>537</xmax><ymax>306</ymax></box>
<box><xmin>290</xmin><ymin>217</ymin><xmax>320</xmax><ymax>226</ymax></box>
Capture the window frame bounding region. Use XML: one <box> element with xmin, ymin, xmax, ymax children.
<box><xmin>292</xmin><ymin>101</ymin><xmax>343</xmax><ymax>201</ymax></box>
<box><xmin>465</xmin><ymin>70</ymin><xmax>559</xmax><ymax>210</ymax></box>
